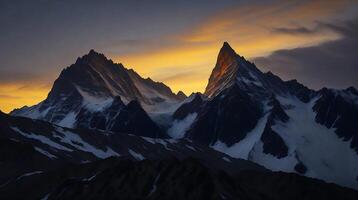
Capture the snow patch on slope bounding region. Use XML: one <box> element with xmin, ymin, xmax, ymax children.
<box><xmin>11</xmin><ymin>127</ymin><xmax>73</xmax><ymax>151</ymax></box>
<box><xmin>222</xmin><ymin>157</ymin><xmax>231</xmax><ymax>162</ymax></box>
<box><xmin>211</xmin><ymin>105</ymin><xmax>269</xmax><ymax>159</ymax></box>
<box><xmin>167</xmin><ymin>113</ymin><xmax>197</xmax><ymax>139</ymax></box>
<box><xmin>236</xmin><ymin>71</ymin><xmax>263</xmax><ymax>87</ymax></box>
<box><xmin>140</xmin><ymin>137</ymin><xmax>177</xmax><ymax>151</ymax></box>
<box><xmin>34</xmin><ymin>147</ymin><xmax>57</xmax><ymax>159</ymax></box>
<box><xmin>148</xmin><ymin>173</ymin><xmax>160</xmax><ymax>196</ymax></box>
<box><xmin>252</xmin><ymin>96</ymin><xmax>358</xmax><ymax>189</ymax></box>
<box><xmin>16</xmin><ymin>171</ymin><xmax>43</xmax><ymax>181</ymax></box>
<box><xmin>128</xmin><ymin>149</ymin><xmax>145</xmax><ymax>160</ymax></box>
<box><xmin>11</xmin><ymin>102</ymin><xmax>50</xmax><ymax>120</ymax></box>
<box><xmin>75</xmin><ymin>85</ymin><xmax>114</xmax><ymax>112</ymax></box>
<box><xmin>55</xmin><ymin>128</ymin><xmax>120</xmax><ymax>159</ymax></box>
<box><xmin>57</xmin><ymin>112</ymin><xmax>77</xmax><ymax>128</ymax></box>
<box><xmin>250</xmin><ymin>141</ymin><xmax>297</xmax><ymax>172</ymax></box>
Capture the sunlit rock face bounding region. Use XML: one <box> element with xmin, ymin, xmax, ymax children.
<box><xmin>204</xmin><ymin>42</ymin><xmax>239</xmax><ymax>98</ymax></box>
<box><xmin>205</xmin><ymin>42</ymin><xmax>315</xmax><ymax>100</ymax></box>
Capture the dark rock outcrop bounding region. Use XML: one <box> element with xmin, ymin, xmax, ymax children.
<box><xmin>313</xmin><ymin>87</ymin><xmax>358</xmax><ymax>152</ymax></box>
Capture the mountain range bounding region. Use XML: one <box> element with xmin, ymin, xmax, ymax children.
<box><xmin>176</xmin><ymin>42</ymin><xmax>358</xmax><ymax>189</ymax></box>
<box><xmin>1</xmin><ymin>42</ymin><xmax>358</xmax><ymax>198</ymax></box>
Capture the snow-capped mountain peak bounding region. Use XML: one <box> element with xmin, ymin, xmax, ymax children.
<box><xmin>11</xmin><ymin>50</ymin><xmax>184</xmax><ymax>137</ymax></box>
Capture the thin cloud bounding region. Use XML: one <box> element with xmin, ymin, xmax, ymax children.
<box><xmin>272</xmin><ymin>26</ymin><xmax>320</xmax><ymax>35</ymax></box>
<box><xmin>254</xmin><ymin>18</ymin><xmax>358</xmax><ymax>89</ymax></box>
<box><xmin>0</xmin><ymin>94</ymin><xmax>18</xmax><ymax>99</ymax></box>
<box><xmin>0</xmin><ymin>70</ymin><xmax>41</xmax><ymax>84</ymax></box>
<box><xmin>159</xmin><ymin>70</ymin><xmax>205</xmax><ymax>82</ymax></box>
<box><xmin>271</xmin><ymin>17</ymin><xmax>358</xmax><ymax>37</ymax></box>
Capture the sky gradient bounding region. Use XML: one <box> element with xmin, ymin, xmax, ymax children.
<box><xmin>1</xmin><ymin>0</ymin><xmax>358</xmax><ymax>112</ymax></box>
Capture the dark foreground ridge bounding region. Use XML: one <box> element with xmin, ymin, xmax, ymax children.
<box><xmin>1</xmin><ymin>158</ymin><xmax>357</xmax><ymax>200</ymax></box>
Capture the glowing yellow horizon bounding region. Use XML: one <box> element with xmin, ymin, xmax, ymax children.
<box><xmin>0</xmin><ymin>36</ymin><xmax>337</xmax><ymax>113</ymax></box>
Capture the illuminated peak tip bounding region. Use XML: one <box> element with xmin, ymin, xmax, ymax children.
<box><xmin>223</xmin><ymin>41</ymin><xmax>231</xmax><ymax>48</ymax></box>
<box><xmin>218</xmin><ymin>41</ymin><xmax>237</xmax><ymax>59</ymax></box>
<box><xmin>220</xmin><ymin>41</ymin><xmax>236</xmax><ymax>55</ymax></box>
